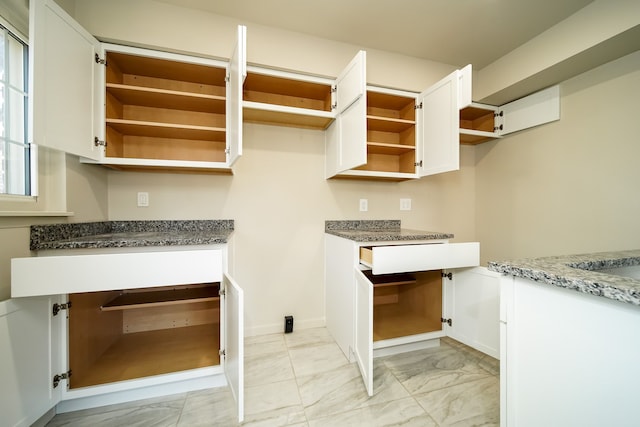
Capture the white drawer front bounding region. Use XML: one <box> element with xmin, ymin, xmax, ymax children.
<box><xmin>11</xmin><ymin>249</ymin><xmax>223</xmax><ymax>297</ymax></box>
<box><xmin>363</xmin><ymin>242</ymin><xmax>479</xmax><ymax>274</ymax></box>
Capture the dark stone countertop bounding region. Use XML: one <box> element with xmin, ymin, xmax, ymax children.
<box><xmin>325</xmin><ymin>220</ymin><xmax>454</xmax><ymax>242</ymax></box>
<box><xmin>30</xmin><ymin>220</ymin><xmax>234</xmax><ymax>250</ymax></box>
<box><xmin>488</xmin><ymin>249</ymin><xmax>640</xmax><ymax>306</ymax></box>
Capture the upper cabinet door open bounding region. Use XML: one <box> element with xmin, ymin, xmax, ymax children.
<box><xmin>417</xmin><ymin>68</ymin><xmax>462</xmax><ymax>177</ymax></box>
<box><xmin>325</xmin><ymin>51</ymin><xmax>367</xmax><ymax>177</ymax></box>
<box><xmin>227</xmin><ymin>25</ymin><xmax>247</xmax><ymax>167</ymax></box>
<box><xmin>30</xmin><ymin>0</ymin><xmax>104</xmax><ymax>161</ymax></box>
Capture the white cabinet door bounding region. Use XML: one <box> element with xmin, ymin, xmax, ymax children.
<box><xmin>30</xmin><ymin>0</ymin><xmax>103</xmax><ymax>160</ymax></box>
<box><xmin>500</xmin><ymin>85</ymin><xmax>560</xmax><ymax>135</ymax></box>
<box><xmin>458</xmin><ymin>64</ymin><xmax>473</xmax><ymax>109</ymax></box>
<box><xmin>325</xmin><ymin>51</ymin><xmax>367</xmax><ymax>177</ymax></box>
<box><xmin>0</xmin><ymin>296</ymin><xmax>64</xmax><ymax>427</ymax></box>
<box><xmin>227</xmin><ymin>25</ymin><xmax>247</xmax><ymax>167</ymax></box>
<box><xmin>223</xmin><ymin>273</ymin><xmax>244</xmax><ymax>422</ymax></box>
<box><xmin>417</xmin><ymin>68</ymin><xmax>461</xmax><ymax>177</ymax></box>
<box><xmin>354</xmin><ymin>269</ymin><xmax>373</xmax><ymax>397</ymax></box>
<box><xmin>443</xmin><ymin>266</ymin><xmax>500</xmax><ymax>358</ymax></box>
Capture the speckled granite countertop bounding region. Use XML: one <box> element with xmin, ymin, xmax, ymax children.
<box><xmin>488</xmin><ymin>249</ymin><xmax>640</xmax><ymax>306</ymax></box>
<box><xmin>325</xmin><ymin>220</ymin><xmax>454</xmax><ymax>242</ymax></box>
<box><xmin>30</xmin><ymin>220</ymin><xmax>234</xmax><ymax>250</ymax></box>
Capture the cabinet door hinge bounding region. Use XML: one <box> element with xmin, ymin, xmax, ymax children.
<box><xmin>94</xmin><ymin>137</ymin><xmax>107</xmax><ymax>148</ymax></box>
<box><xmin>441</xmin><ymin>318</ymin><xmax>452</xmax><ymax>326</ymax></box>
<box><xmin>219</xmin><ymin>288</ymin><xmax>226</xmax><ymax>296</ymax></box>
<box><xmin>53</xmin><ymin>370</ymin><xmax>72</xmax><ymax>388</ymax></box>
<box><xmin>441</xmin><ymin>272</ymin><xmax>453</xmax><ymax>280</ymax></box>
<box><xmin>414</xmin><ymin>160</ymin><xmax>423</xmax><ymax>167</ymax></box>
<box><xmin>52</xmin><ymin>301</ymin><xmax>72</xmax><ymax>316</ymax></box>
<box><xmin>414</xmin><ymin>102</ymin><xmax>423</xmax><ymax>109</ymax></box>
<box><xmin>225</xmin><ymin>74</ymin><xmax>230</xmax><ymax>83</ymax></box>
<box><xmin>331</xmin><ymin>85</ymin><xmax>337</xmax><ymax>93</ymax></box>
<box><xmin>94</xmin><ymin>53</ymin><xmax>107</xmax><ymax>66</ymax></box>
<box><xmin>219</xmin><ymin>349</ymin><xmax>226</xmax><ymax>358</ymax></box>
<box><xmin>224</xmin><ymin>147</ymin><xmax>230</xmax><ymax>155</ymax></box>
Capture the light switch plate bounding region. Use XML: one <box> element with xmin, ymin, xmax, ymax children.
<box><xmin>137</xmin><ymin>192</ymin><xmax>149</xmax><ymax>207</ymax></box>
<box><xmin>400</xmin><ymin>198</ymin><xmax>411</xmax><ymax>211</ymax></box>
<box><xmin>359</xmin><ymin>199</ymin><xmax>368</xmax><ymax>212</ymax></box>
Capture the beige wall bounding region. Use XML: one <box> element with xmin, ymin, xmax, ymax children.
<box><xmin>476</xmin><ymin>50</ymin><xmax>640</xmax><ymax>264</ymax></box>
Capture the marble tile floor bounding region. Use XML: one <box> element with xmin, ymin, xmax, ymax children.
<box><xmin>46</xmin><ymin>328</ymin><xmax>499</xmax><ymax>427</ymax></box>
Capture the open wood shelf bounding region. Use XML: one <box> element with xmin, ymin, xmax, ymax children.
<box><xmin>243</xmin><ymin>106</ymin><xmax>333</xmax><ymax>129</ymax></box>
<box><xmin>102</xmin><ymin>284</ymin><xmax>220</xmax><ymax>311</ymax></box>
<box><xmin>367</xmin><ymin>116</ymin><xmax>415</xmax><ymax>133</ymax></box>
<box><xmin>243</xmin><ymin>72</ymin><xmax>332</xmax><ymax>112</ymax></box>
<box><xmin>106</xmin><ymin>119</ymin><xmax>226</xmax><ymax>141</ymax></box>
<box><xmin>107</xmin><ymin>83</ymin><xmax>226</xmax><ymax>113</ymax></box>
<box><xmin>460</xmin><ymin>105</ymin><xmax>499</xmax><ymax>145</ymax></box>
<box><xmin>366</xmin><ymin>142</ymin><xmax>416</xmax><ymax>156</ymax></box>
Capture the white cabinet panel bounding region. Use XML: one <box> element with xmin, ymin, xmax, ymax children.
<box><xmin>417</xmin><ymin>69</ymin><xmax>461</xmax><ymax>177</ymax></box>
<box><xmin>354</xmin><ymin>269</ymin><xmax>373</xmax><ymax>397</ymax></box>
<box><xmin>0</xmin><ymin>296</ymin><xmax>64</xmax><ymax>427</ymax></box>
<box><xmin>11</xmin><ymin>249</ymin><xmax>223</xmax><ymax>297</ymax></box>
<box><xmin>227</xmin><ymin>25</ymin><xmax>247</xmax><ymax>167</ymax></box>
<box><xmin>30</xmin><ymin>0</ymin><xmax>102</xmax><ymax>160</ymax></box>
<box><xmin>500</xmin><ymin>85</ymin><xmax>560</xmax><ymax>135</ymax></box>
<box><xmin>223</xmin><ymin>273</ymin><xmax>244</xmax><ymax>423</ymax></box>
<box><xmin>444</xmin><ymin>267</ymin><xmax>500</xmax><ymax>358</ymax></box>
<box><xmin>362</xmin><ymin>242</ymin><xmax>479</xmax><ymax>275</ymax></box>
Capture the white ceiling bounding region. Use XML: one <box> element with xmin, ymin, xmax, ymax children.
<box><xmin>157</xmin><ymin>0</ymin><xmax>594</xmax><ymax>69</ymax></box>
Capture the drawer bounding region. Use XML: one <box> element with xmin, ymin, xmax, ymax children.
<box><xmin>360</xmin><ymin>242</ymin><xmax>479</xmax><ymax>275</ymax></box>
<box><xmin>11</xmin><ymin>249</ymin><xmax>223</xmax><ymax>298</ymax></box>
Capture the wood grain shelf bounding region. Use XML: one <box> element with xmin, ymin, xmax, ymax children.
<box><xmin>107</xmin><ymin>83</ymin><xmax>226</xmax><ymax>113</ymax></box>
<box><xmin>366</xmin><ymin>142</ymin><xmax>416</xmax><ymax>156</ymax></box>
<box><xmin>367</xmin><ymin>115</ymin><xmax>415</xmax><ymax>133</ymax></box>
<box><xmin>102</xmin><ymin>285</ymin><xmax>220</xmax><ymax>311</ymax></box>
<box><xmin>106</xmin><ymin>119</ymin><xmax>226</xmax><ymax>141</ymax></box>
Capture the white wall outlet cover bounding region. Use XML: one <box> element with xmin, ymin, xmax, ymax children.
<box><xmin>359</xmin><ymin>199</ymin><xmax>368</xmax><ymax>212</ymax></box>
<box><xmin>400</xmin><ymin>198</ymin><xmax>411</xmax><ymax>211</ymax></box>
<box><xmin>137</xmin><ymin>192</ymin><xmax>149</xmax><ymax>207</ymax></box>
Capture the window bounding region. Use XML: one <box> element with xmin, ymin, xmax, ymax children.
<box><xmin>0</xmin><ymin>23</ymin><xmax>30</xmax><ymax>196</ymax></box>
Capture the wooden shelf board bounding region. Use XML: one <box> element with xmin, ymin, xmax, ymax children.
<box><xmin>243</xmin><ymin>107</ymin><xmax>333</xmax><ymax>130</ymax></box>
<box><xmin>244</xmin><ymin>72</ymin><xmax>331</xmax><ymax>100</ymax></box>
<box><xmin>70</xmin><ymin>324</ymin><xmax>219</xmax><ymax>389</ymax></box>
<box><xmin>367</xmin><ymin>142</ymin><xmax>416</xmax><ymax>155</ymax></box>
<box><xmin>103</xmin><ymin>163</ymin><xmax>233</xmax><ymax>175</ymax></box>
<box><xmin>107</xmin><ymin>84</ymin><xmax>226</xmax><ymax>113</ymax></box>
<box><xmin>102</xmin><ymin>286</ymin><xmax>220</xmax><ymax>311</ymax></box>
<box><xmin>459</xmin><ymin>129</ymin><xmax>498</xmax><ymax>145</ymax></box>
<box><xmin>367</xmin><ymin>91</ymin><xmax>415</xmax><ymax>111</ymax></box>
<box><xmin>367</xmin><ymin>115</ymin><xmax>415</xmax><ymax>132</ymax></box>
<box><xmin>106</xmin><ymin>119</ymin><xmax>225</xmax><ymax>141</ymax></box>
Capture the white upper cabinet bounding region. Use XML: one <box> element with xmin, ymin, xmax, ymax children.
<box><xmin>30</xmin><ymin>0</ymin><xmax>103</xmax><ymax>160</ymax></box>
<box><xmin>460</xmin><ymin>84</ymin><xmax>560</xmax><ymax>145</ymax></box>
<box><xmin>329</xmin><ymin>65</ymin><xmax>472</xmax><ymax>181</ymax></box>
<box><xmin>30</xmin><ymin>0</ymin><xmax>246</xmax><ymax>173</ymax></box>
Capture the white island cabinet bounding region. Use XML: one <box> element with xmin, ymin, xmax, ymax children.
<box><xmin>30</xmin><ymin>0</ymin><xmax>246</xmax><ymax>173</ymax></box>
<box><xmin>6</xmin><ymin>233</ymin><xmax>244</xmax><ymax>426</ymax></box>
<box><xmin>499</xmin><ymin>271</ymin><xmax>640</xmax><ymax>427</ymax></box>
<box><xmin>325</xmin><ymin>223</ymin><xmax>500</xmax><ymax>396</ymax></box>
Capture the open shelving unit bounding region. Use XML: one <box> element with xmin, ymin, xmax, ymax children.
<box><xmin>357</xmin><ymin>91</ymin><xmax>416</xmax><ymax>174</ymax></box>
<box><xmin>103</xmin><ymin>51</ymin><xmax>229</xmax><ymax>170</ymax></box>
<box><xmin>369</xmin><ymin>270</ymin><xmax>443</xmax><ymax>341</ymax></box>
<box><xmin>69</xmin><ymin>283</ymin><xmax>221</xmax><ymax>389</ymax></box>
<box><xmin>459</xmin><ymin>104</ymin><xmax>500</xmax><ymax>145</ymax></box>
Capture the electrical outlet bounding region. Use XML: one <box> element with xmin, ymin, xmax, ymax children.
<box><xmin>400</xmin><ymin>198</ymin><xmax>411</xmax><ymax>211</ymax></box>
<box><xmin>137</xmin><ymin>192</ymin><xmax>149</xmax><ymax>207</ymax></box>
<box><xmin>359</xmin><ymin>199</ymin><xmax>368</xmax><ymax>212</ymax></box>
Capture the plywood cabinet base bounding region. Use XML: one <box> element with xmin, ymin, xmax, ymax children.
<box><xmin>69</xmin><ymin>284</ymin><xmax>221</xmax><ymax>389</ymax></box>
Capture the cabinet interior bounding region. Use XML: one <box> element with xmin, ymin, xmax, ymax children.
<box><xmin>368</xmin><ymin>270</ymin><xmax>442</xmax><ymax>341</ymax></box>
<box><xmin>104</xmin><ymin>51</ymin><xmax>228</xmax><ymax>170</ymax></box>
<box><xmin>459</xmin><ymin>105</ymin><xmax>498</xmax><ymax>145</ymax></box>
<box><xmin>357</xmin><ymin>91</ymin><xmax>416</xmax><ymax>174</ymax></box>
<box><xmin>68</xmin><ymin>283</ymin><xmax>220</xmax><ymax>389</ymax></box>
<box><xmin>243</xmin><ymin>72</ymin><xmax>333</xmax><ymax>129</ymax></box>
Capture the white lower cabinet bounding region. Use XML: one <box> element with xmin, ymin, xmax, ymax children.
<box><xmin>8</xmin><ymin>245</ymin><xmax>244</xmax><ymax>425</ymax></box>
<box><xmin>325</xmin><ymin>234</ymin><xmax>499</xmax><ymax>396</ymax></box>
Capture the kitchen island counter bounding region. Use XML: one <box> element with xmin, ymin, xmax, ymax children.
<box><xmin>488</xmin><ymin>249</ymin><xmax>640</xmax><ymax>306</ymax></box>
